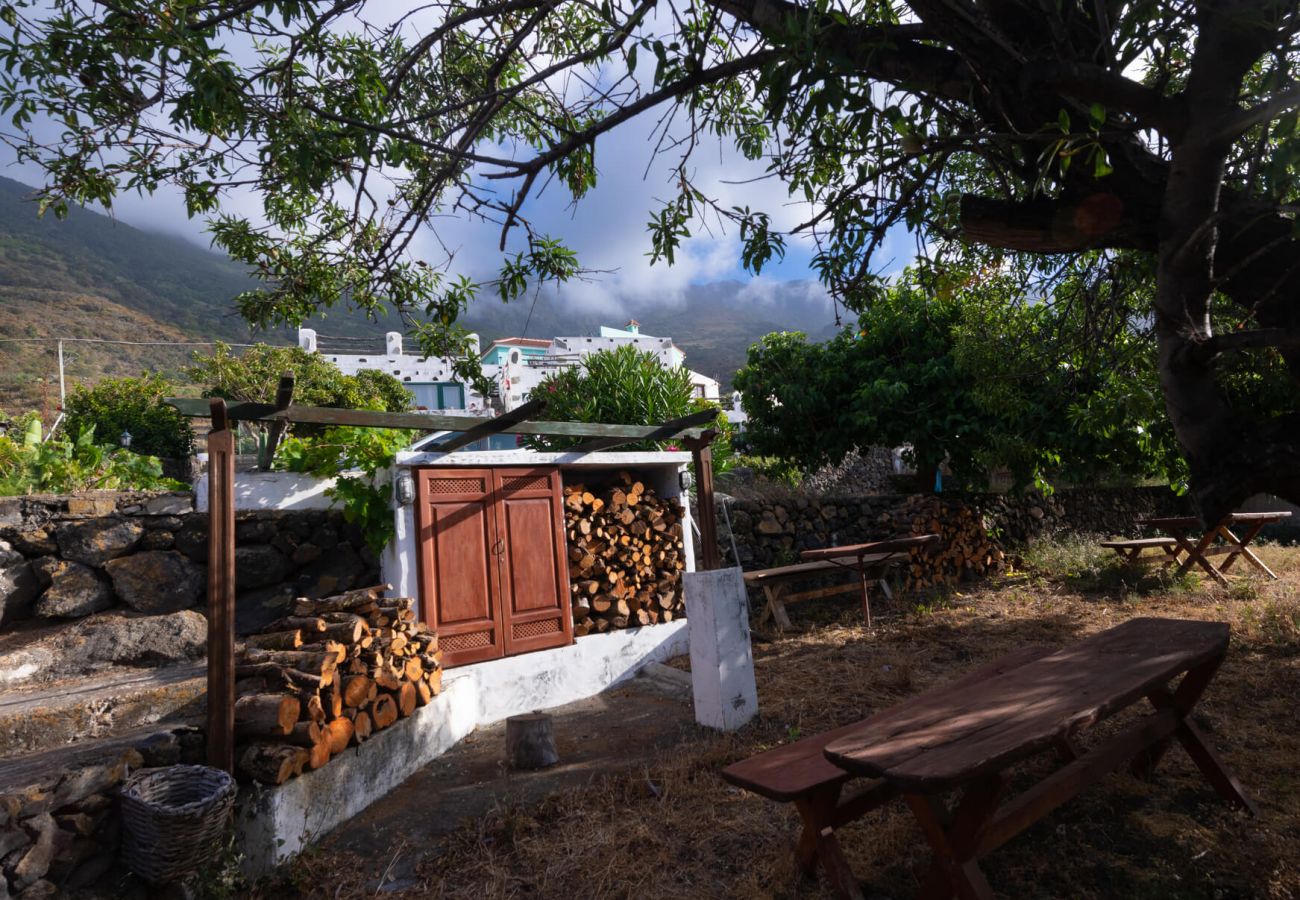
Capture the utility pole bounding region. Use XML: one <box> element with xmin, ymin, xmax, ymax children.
<box><xmin>46</xmin><ymin>340</ymin><xmax>66</xmax><ymax>441</ymax></box>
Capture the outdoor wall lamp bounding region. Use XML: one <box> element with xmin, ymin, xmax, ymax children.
<box><xmin>119</xmin><ymin>430</ymin><xmax>132</xmax><ymax>449</ymax></box>
<box><xmin>396</xmin><ymin>472</ymin><xmax>416</xmax><ymax>506</ymax></box>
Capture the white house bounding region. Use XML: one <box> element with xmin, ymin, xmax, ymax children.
<box><xmin>298</xmin><ymin>328</ymin><xmax>489</xmax><ymax>416</ymax></box>
<box><xmin>496</xmin><ymin>320</ymin><xmax>720</xmax><ymax>410</ymax></box>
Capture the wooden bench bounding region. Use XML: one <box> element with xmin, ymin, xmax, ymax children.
<box><xmin>745</xmin><ymin>536</ymin><xmax>937</xmax><ymax>630</ymax></box>
<box><xmin>745</xmin><ymin>558</ymin><xmax>884</xmax><ymax>631</ymax></box>
<box><xmin>1099</xmin><ymin>537</ymin><xmax>1182</xmax><ymax>566</ymax></box>
<box><xmin>822</xmin><ymin>618</ymin><xmax>1254</xmax><ymax>899</ymax></box>
<box><xmin>719</xmin><ymin>646</ymin><xmax>1053</xmax><ymax>899</ymax></box>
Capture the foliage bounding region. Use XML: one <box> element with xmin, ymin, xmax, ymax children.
<box><xmin>188</xmin><ymin>343</ymin><xmax>412</xmax><ymax>451</ymax></box>
<box><xmin>0</xmin><ymin>425</ymin><xmax>184</xmax><ymax>495</ymax></box>
<box><xmin>525</xmin><ymin>345</ymin><xmax>731</xmax><ymax>465</ymax></box>
<box><xmin>9</xmin><ymin>1</ymin><xmax>1300</xmax><ymax>513</ymax></box>
<box><xmin>734</xmin><ymin>264</ymin><xmax>1185</xmax><ymax>491</ymax></box>
<box><xmin>276</xmin><ymin>427</ymin><xmax>418</xmax><ymax>553</ymax></box>
<box><xmin>63</xmin><ymin>372</ymin><xmax>193</xmax><ymax>459</ymax></box>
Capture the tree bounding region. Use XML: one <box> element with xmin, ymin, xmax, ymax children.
<box><xmin>6</xmin><ymin>1</ymin><xmax>1300</xmax><ymax>519</ymax></box>
<box><xmin>735</xmin><ymin>264</ymin><xmax>1187</xmax><ymax>491</ymax></box>
<box><xmin>63</xmin><ymin>373</ymin><xmax>193</xmax><ymax>459</ymax></box>
<box><xmin>188</xmin><ymin>343</ymin><xmax>412</xmax><ymax>413</ymax></box>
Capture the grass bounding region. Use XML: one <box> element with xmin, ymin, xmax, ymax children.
<box><xmin>265</xmin><ymin>541</ymin><xmax>1300</xmax><ymax>900</ymax></box>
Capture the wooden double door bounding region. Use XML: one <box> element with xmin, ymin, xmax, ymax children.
<box><xmin>415</xmin><ymin>466</ymin><xmax>573</xmax><ymax>667</ymax></box>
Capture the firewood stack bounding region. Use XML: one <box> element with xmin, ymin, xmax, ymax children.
<box><xmin>564</xmin><ymin>472</ymin><xmax>686</xmax><ymax>635</ymax></box>
<box><xmin>891</xmin><ymin>496</ymin><xmax>1006</xmax><ymax>591</ymax></box>
<box><xmin>232</xmin><ymin>584</ymin><xmax>443</xmax><ymax>785</ymax></box>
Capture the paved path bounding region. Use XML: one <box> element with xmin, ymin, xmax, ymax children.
<box><xmin>321</xmin><ymin>667</ymin><xmax>696</xmax><ymax>892</ymax></box>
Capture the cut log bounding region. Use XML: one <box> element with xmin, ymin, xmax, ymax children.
<box><xmin>506</xmin><ymin>713</ymin><xmax>559</xmax><ymax>769</ymax></box>
<box><xmin>343</xmin><ymin>675</ymin><xmax>375</xmax><ymax>709</ymax></box>
<box><xmin>296</xmin><ymin>584</ymin><xmax>390</xmax><ymax>615</ymax></box>
<box><xmin>238</xmin><ymin>744</ymin><xmax>309</xmax><ymax>785</ymax></box>
<box><xmin>284</xmin><ymin>721</ymin><xmax>324</xmax><ymax>747</ymax></box>
<box><xmin>397</xmin><ymin>681</ymin><xmax>418</xmax><ymax>718</ymax></box>
<box><xmin>371</xmin><ymin>694</ymin><xmax>398</xmax><ymax>729</ymax></box>
<box><xmin>352</xmin><ymin>711</ymin><xmax>373</xmax><ymax>744</ymax></box>
<box><xmin>245</xmin><ymin>630</ymin><xmax>303</xmax><ymax>651</ymax></box>
<box><xmin>323</xmin><ymin>717</ymin><xmax>355</xmax><ymax>755</ymax></box>
<box><xmin>233</xmin><ymin>693</ymin><xmax>300</xmax><ymax>737</ymax></box>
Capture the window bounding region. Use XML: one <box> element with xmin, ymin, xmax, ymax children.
<box><xmin>410</xmin><ymin>382</ymin><xmax>466</xmax><ymax>410</ymax></box>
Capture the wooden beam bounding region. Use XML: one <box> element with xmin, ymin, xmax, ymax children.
<box><xmin>684</xmin><ymin>430</ymin><xmax>722</xmax><ymax>570</ymax></box>
<box><xmin>165</xmin><ymin>398</ymin><xmax>710</xmax><ymax>442</ymax></box>
<box><xmin>567</xmin><ymin>408</ymin><xmax>720</xmax><ymax>454</ymax></box>
<box><xmin>258</xmin><ymin>372</ymin><xmax>295</xmax><ymax>471</ymax></box>
<box><xmin>430</xmin><ymin>397</ymin><xmax>547</xmax><ymax>453</ymax></box>
<box><xmin>206</xmin><ymin>398</ymin><xmax>236</xmax><ymax>774</ymax></box>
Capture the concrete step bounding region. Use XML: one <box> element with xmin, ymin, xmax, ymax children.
<box><xmin>0</xmin><ymin>663</ymin><xmax>205</xmax><ymax>759</ymax></box>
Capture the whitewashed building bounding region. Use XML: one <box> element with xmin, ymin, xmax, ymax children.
<box><xmin>298</xmin><ymin>328</ymin><xmax>489</xmax><ymax>416</ymax></box>
<box><xmin>495</xmin><ymin>320</ymin><xmax>721</xmax><ymax>411</ymax></box>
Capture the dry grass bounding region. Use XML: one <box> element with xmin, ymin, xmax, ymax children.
<box><xmin>267</xmin><ymin>541</ymin><xmax>1300</xmax><ymax>900</ymax></box>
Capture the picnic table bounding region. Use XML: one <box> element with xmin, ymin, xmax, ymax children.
<box><xmin>745</xmin><ymin>535</ymin><xmax>938</xmax><ymax>630</ymax></box>
<box><xmin>722</xmin><ymin>617</ymin><xmax>1253</xmax><ymax>899</ymax></box>
<box><xmin>1134</xmin><ymin>511</ymin><xmax>1291</xmax><ymax>586</ymax></box>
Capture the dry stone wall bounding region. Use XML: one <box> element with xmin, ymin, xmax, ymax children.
<box><xmin>718</xmin><ymin>486</ymin><xmax>1191</xmax><ymax>572</ymax></box>
<box><xmin>0</xmin><ymin>492</ymin><xmax>380</xmax><ymax>645</ymax></box>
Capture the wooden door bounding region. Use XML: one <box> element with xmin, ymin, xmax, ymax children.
<box><xmin>415</xmin><ymin>468</ymin><xmax>504</xmax><ymax>666</ymax></box>
<box><xmin>492</xmin><ymin>468</ymin><xmax>574</xmax><ymax>656</ymax></box>
<box><xmin>416</xmin><ymin>466</ymin><xmax>573</xmax><ymax>667</ymax></box>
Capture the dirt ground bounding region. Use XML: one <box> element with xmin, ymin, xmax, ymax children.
<box><xmin>260</xmin><ymin>539</ymin><xmax>1300</xmax><ymax>900</ymax></box>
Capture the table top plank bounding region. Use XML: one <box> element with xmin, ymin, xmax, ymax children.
<box><xmin>720</xmin><ymin>646</ymin><xmax>1054</xmax><ymax>801</ymax></box>
<box><xmin>800</xmin><ymin>534</ymin><xmax>939</xmax><ymax>563</ymax></box>
<box><xmin>744</xmin><ymin>556</ymin><xmax>885</xmax><ymax>583</ymax></box>
<box><xmin>1139</xmin><ymin>511</ymin><xmax>1291</xmax><ymax>529</ymax></box>
<box><xmin>823</xmin><ymin>618</ymin><xmax>1228</xmax><ymax>792</ymax></box>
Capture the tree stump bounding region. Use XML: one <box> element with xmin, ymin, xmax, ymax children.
<box><xmin>506</xmin><ymin>712</ymin><xmax>559</xmax><ymax>769</ymax></box>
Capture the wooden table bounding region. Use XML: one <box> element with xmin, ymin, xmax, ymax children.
<box><xmin>1137</xmin><ymin>511</ymin><xmax>1290</xmax><ymax>586</ymax></box>
<box><xmin>781</xmin><ymin>535</ymin><xmax>939</xmax><ymax>629</ymax></box>
<box><xmin>820</xmin><ymin>617</ymin><xmax>1253</xmax><ymax>900</ymax></box>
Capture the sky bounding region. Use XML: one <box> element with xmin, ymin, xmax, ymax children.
<box><xmin>0</xmin><ymin>5</ymin><xmax>921</xmax><ymax>322</ymax></box>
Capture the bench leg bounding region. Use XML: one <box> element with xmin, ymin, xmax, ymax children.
<box><xmin>906</xmin><ymin>777</ymin><xmax>1003</xmax><ymax>900</ymax></box>
<box><xmin>1131</xmin><ymin>656</ymin><xmax>1257</xmax><ymax>815</ymax></box>
<box><xmin>859</xmin><ymin>566</ymin><xmax>873</xmax><ymax>629</ymax></box>
<box><xmin>793</xmin><ymin>784</ymin><xmax>865</xmax><ymax>899</ymax></box>
<box><xmin>1218</xmin><ymin>522</ymin><xmax>1277</xmax><ymax>579</ymax></box>
<box><xmin>760</xmin><ymin>584</ymin><xmax>794</xmax><ymax>632</ymax></box>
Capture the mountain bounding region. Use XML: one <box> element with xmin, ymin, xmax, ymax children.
<box><xmin>0</xmin><ymin>176</ymin><xmax>841</xmax><ymax>415</ymax></box>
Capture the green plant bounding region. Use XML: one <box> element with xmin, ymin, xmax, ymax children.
<box><xmin>0</xmin><ymin>425</ymin><xmax>185</xmax><ymax>495</ymax></box>
<box><xmin>526</xmin><ymin>345</ymin><xmax>731</xmax><ymax>464</ymax></box>
<box><xmin>277</xmin><ymin>426</ymin><xmax>419</xmax><ymax>553</ymax></box>
<box><xmin>189</xmin><ymin>343</ymin><xmax>412</xmax><ymax>414</ymax></box>
<box><xmin>63</xmin><ymin>372</ymin><xmax>193</xmax><ymax>459</ymax></box>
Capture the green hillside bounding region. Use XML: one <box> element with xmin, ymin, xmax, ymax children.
<box><xmin>0</xmin><ymin>176</ymin><xmax>839</xmax><ymax>415</ymax></box>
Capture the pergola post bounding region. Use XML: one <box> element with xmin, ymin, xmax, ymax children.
<box><xmin>206</xmin><ymin>398</ymin><xmax>236</xmax><ymax>773</ymax></box>
<box><xmin>685</xmin><ymin>430</ymin><xmax>721</xmax><ymax>571</ymax></box>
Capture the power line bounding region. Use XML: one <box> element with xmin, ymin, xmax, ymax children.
<box><xmin>0</xmin><ymin>337</ymin><xmax>275</xmax><ymax>347</ymax></box>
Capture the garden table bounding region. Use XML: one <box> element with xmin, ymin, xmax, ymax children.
<box><xmin>819</xmin><ymin>617</ymin><xmax>1253</xmax><ymax>899</ymax></box>
<box><xmin>1137</xmin><ymin>511</ymin><xmax>1290</xmax><ymax>586</ymax></box>
<box><xmin>798</xmin><ymin>535</ymin><xmax>939</xmax><ymax>628</ymax></box>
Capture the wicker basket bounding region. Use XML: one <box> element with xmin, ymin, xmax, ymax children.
<box><xmin>120</xmin><ymin>765</ymin><xmax>236</xmax><ymax>884</ymax></box>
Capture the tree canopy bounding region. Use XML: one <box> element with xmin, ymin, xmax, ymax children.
<box><xmin>735</xmin><ymin>263</ymin><xmax>1189</xmax><ymax>491</ymax></box>
<box><xmin>5</xmin><ymin>0</ymin><xmax>1300</xmax><ymax>518</ymax></box>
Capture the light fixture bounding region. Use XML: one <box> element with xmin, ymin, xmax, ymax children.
<box><xmin>396</xmin><ymin>472</ymin><xmax>416</xmax><ymax>505</ymax></box>
<box><xmin>119</xmin><ymin>430</ymin><xmax>132</xmax><ymax>449</ymax></box>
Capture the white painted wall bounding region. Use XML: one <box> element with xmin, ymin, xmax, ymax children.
<box><xmin>235</xmin><ymin>618</ymin><xmax>690</xmax><ymax>876</ymax></box>
<box><xmin>194</xmin><ymin>472</ymin><xmax>337</xmax><ymax>512</ymax></box>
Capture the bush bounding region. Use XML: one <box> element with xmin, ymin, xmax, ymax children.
<box><xmin>0</xmin><ymin>425</ymin><xmax>185</xmax><ymax>495</ymax></box>
<box><xmin>526</xmin><ymin>345</ymin><xmax>732</xmax><ymax>464</ymax></box>
<box><xmin>63</xmin><ymin>373</ymin><xmax>194</xmax><ymax>459</ymax></box>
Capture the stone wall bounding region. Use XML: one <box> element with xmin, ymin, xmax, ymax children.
<box><xmin>0</xmin><ymin>491</ymin><xmax>380</xmax><ymax>639</ymax></box>
<box><xmin>718</xmin><ymin>486</ymin><xmax>1191</xmax><ymax>570</ymax></box>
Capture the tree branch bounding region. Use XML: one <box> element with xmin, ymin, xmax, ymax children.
<box><xmin>959</xmin><ymin>193</ymin><xmax>1157</xmax><ymax>253</ymax></box>
<box><xmin>1025</xmin><ymin>60</ymin><xmax>1184</xmax><ymax>136</ymax></box>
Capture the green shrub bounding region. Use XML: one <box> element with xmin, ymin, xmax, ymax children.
<box><xmin>63</xmin><ymin>373</ymin><xmax>193</xmax><ymax>459</ymax></box>
<box><xmin>525</xmin><ymin>345</ymin><xmax>732</xmax><ymax>466</ymax></box>
<box><xmin>0</xmin><ymin>426</ymin><xmax>185</xmax><ymax>495</ymax></box>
